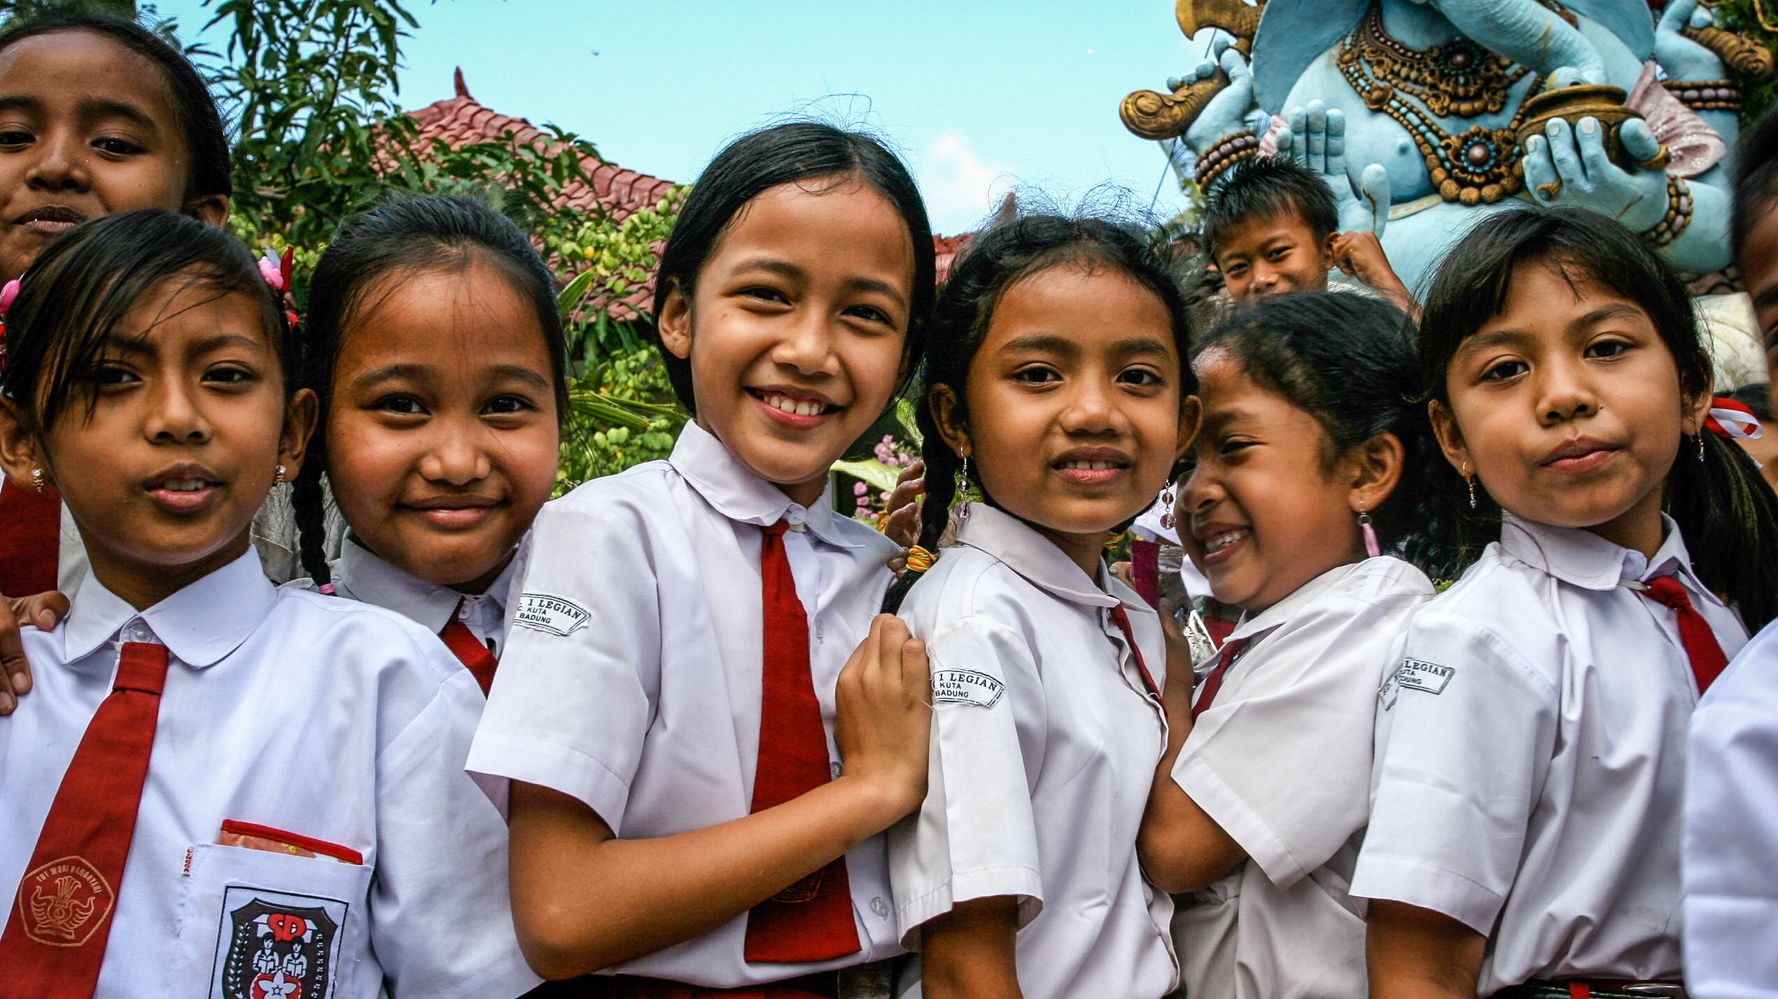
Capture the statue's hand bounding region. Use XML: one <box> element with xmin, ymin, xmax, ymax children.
<box><xmin>1184</xmin><ymin>41</ymin><xmax>1259</xmax><ymax>154</ymax></box>
<box><xmin>1275</xmin><ymin>101</ymin><xmax>1393</xmax><ymax>235</ymax></box>
<box><xmin>1523</xmin><ymin>116</ymin><xmax>1669</xmax><ymax>233</ymax></box>
<box><xmin>1655</xmin><ymin>0</ymin><xmax>1727</xmax><ymax>80</ymax></box>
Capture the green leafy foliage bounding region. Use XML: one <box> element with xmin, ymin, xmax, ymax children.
<box><xmin>1713</xmin><ymin>0</ymin><xmax>1778</xmax><ymax>123</ymax></box>
<box><xmin>557</xmin><ymin>349</ymin><xmax>685</xmax><ymax>491</ymax></box>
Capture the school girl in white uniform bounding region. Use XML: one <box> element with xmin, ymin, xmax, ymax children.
<box><xmin>1141</xmin><ymin>293</ymin><xmax>1438</xmax><ymax>999</ymax></box>
<box><xmin>468</xmin><ymin>123</ymin><xmax>939</xmax><ymax>994</ymax></box>
<box><xmin>1351</xmin><ymin>209</ymin><xmax>1778</xmax><ymax>997</ymax></box>
<box><xmin>882</xmin><ymin>215</ymin><xmax>1199</xmax><ymax>999</ymax></box>
<box><xmin>0</xmin><ymin>213</ymin><xmax>538</xmax><ymax>998</ymax></box>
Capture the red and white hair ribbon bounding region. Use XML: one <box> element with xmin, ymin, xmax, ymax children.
<box><xmin>1706</xmin><ymin>397</ymin><xmax>1764</xmax><ymax>440</ymax></box>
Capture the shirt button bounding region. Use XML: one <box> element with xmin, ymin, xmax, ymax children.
<box><xmin>831</xmin><ymin>761</ymin><xmax>843</xmax><ymax>779</ymax></box>
<box><xmin>127</xmin><ymin>622</ymin><xmax>150</xmax><ymax>642</ymax></box>
<box><xmin>816</xmin><ymin>623</ymin><xmax>825</xmax><ymax>643</ymax></box>
<box><xmin>871</xmin><ymin>896</ymin><xmax>889</xmax><ymax>918</ymax></box>
<box><xmin>457</xmin><ymin>603</ymin><xmax>473</xmax><ymax>620</ymax></box>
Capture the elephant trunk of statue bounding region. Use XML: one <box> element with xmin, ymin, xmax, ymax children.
<box><xmin>1434</xmin><ymin>0</ymin><xmax>1605</xmax><ymax>85</ymax></box>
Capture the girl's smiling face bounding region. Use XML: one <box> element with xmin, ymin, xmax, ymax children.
<box><xmin>0</xmin><ymin>275</ymin><xmax>312</xmax><ymax>609</ymax></box>
<box><xmin>1179</xmin><ymin>350</ymin><xmax>1372</xmax><ymax>612</ymax></box>
<box><xmin>325</xmin><ymin>261</ymin><xmax>560</xmax><ymax>593</ymax></box>
<box><xmin>1433</xmin><ymin>259</ymin><xmax>1707</xmax><ymax>556</ymax></box>
<box><xmin>0</xmin><ymin>30</ymin><xmax>226</xmax><ymax>283</ymax></box>
<box><xmin>938</xmin><ymin>262</ymin><xmax>1196</xmax><ymax>575</ymax></box>
<box><xmin>657</xmin><ymin>177</ymin><xmax>915</xmax><ymax>508</ymax></box>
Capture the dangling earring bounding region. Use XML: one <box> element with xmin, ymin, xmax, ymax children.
<box><xmin>274</xmin><ymin>464</ymin><xmax>288</xmax><ymax>486</ymax></box>
<box><xmin>1357</xmin><ymin>510</ymin><xmax>1381</xmax><ymax>558</ymax></box>
<box><xmin>30</xmin><ymin>467</ymin><xmax>46</xmax><ymax>493</ymax></box>
<box><xmin>955</xmin><ymin>454</ymin><xmax>972</xmax><ymax>522</ymax></box>
<box><xmin>1697</xmin><ymin>433</ymin><xmax>1707</xmax><ymax>464</ymax></box>
<box><xmin>1461</xmin><ymin>462</ymin><xmax>1477</xmax><ymax>510</ymax></box>
<box><xmin>1159</xmin><ymin>484</ymin><xmax>1177</xmax><ymax>532</ymax></box>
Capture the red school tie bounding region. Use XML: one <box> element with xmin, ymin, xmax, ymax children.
<box><xmin>1191</xmin><ymin>637</ymin><xmax>1252</xmax><ymax>721</ymax></box>
<box><xmin>1639</xmin><ymin>575</ymin><xmax>1730</xmax><ymax>695</ymax></box>
<box><xmin>743</xmin><ymin>521</ymin><xmax>861</xmax><ymax>964</ymax></box>
<box><xmin>1108</xmin><ymin>604</ymin><xmax>1162</xmax><ymax>700</ymax></box>
<box><xmin>0</xmin><ymin>642</ymin><xmax>169</xmax><ymax>999</ymax></box>
<box><xmin>439</xmin><ymin>602</ymin><xmax>498</xmax><ymax>696</ymax></box>
<box><xmin>0</xmin><ymin>481</ymin><xmax>61</xmax><ymax>597</ymax></box>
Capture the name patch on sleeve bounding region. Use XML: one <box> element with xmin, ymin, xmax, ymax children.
<box><xmin>513</xmin><ymin>593</ymin><xmax>591</xmax><ymax>637</ymax></box>
<box><xmin>931</xmin><ymin>668</ymin><xmax>1004</xmax><ymax>709</ymax></box>
<box><xmin>1380</xmin><ymin>658</ymin><xmax>1454</xmax><ymax>709</ymax></box>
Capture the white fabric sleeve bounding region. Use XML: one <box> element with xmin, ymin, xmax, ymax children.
<box><xmin>1684</xmin><ymin>629</ymin><xmax>1778</xmax><ymax>998</ymax></box>
<box><xmin>1172</xmin><ymin>595</ymin><xmax>1405</xmax><ymax>888</ymax></box>
<box><xmin>889</xmin><ymin>617</ymin><xmax>1045</xmax><ymax>948</ymax></box>
<box><xmin>1349</xmin><ymin>608</ymin><xmax>1557</xmax><ymax>934</ymax></box>
<box><xmin>467</xmin><ymin>497</ymin><xmax>660</xmax><ymax>832</ymax></box>
<box><xmin>373</xmin><ymin>666</ymin><xmax>542</xmax><ymax>999</ymax></box>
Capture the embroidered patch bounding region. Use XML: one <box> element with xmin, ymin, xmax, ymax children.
<box><xmin>211</xmin><ymin>887</ymin><xmax>347</xmax><ymax>999</ymax></box>
<box><xmin>513</xmin><ymin>593</ymin><xmax>591</xmax><ymax>637</ymax></box>
<box><xmin>19</xmin><ymin>855</ymin><xmax>113</xmax><ymax>946</ymax></box>
<box><xmin>931</xmin><ymin>668</ymin><xmax>1004</xmax><ymax>708</ymax></box>
<box><xmin>1381</xmin><ymin>659</ymin><xmax>1454</xmax><ymax>710</ymax></box>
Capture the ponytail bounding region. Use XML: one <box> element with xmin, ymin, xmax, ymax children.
<box><xmin>1669</xmin><ymin>428</ymin><xmax>1778</xmax><ymax>632</ymax></box>
<box><xmin>292</xmin><ymin>438</ymin><xmax>333</xmax><ymax>587</ymax></box>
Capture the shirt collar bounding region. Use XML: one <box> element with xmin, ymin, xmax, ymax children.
<box><xmin>668</xmin><ymin>419</ymin><xmax>860</xmax><ymax>550</ymax></box>
<box><xmin>62</xmin><ymin>548</ymin><xmax>277</xmax><ymax>668</ymax></box>
<box><xmin>953</xmin><ymin>503</ymin><xmax>1119</xmax><ymax>608</ymax></box>
<box><xmin>332</xmin><ymin>536</ymin><xmax>517</xmax><ymax>634</ymax></box>
<box><xmin>1498</xmin><ymin>511</ymin><xmax>1707</xmax><ymax>594</ymax></box>
<box><xmin>1228</xmin><ymin>558</ymin><xmax>1360</xmax><ymax>642</ymax></box>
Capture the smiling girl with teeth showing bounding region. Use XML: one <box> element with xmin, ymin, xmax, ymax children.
<box><xmin>879</xmin><ymin>213</ymin><xmax>1200</xmax><ymax>999</ymax></box>
<box><xmin>1138</xmin><ymin>291</ymin><xmax>1442</xmax><ymax>999</ymax></box>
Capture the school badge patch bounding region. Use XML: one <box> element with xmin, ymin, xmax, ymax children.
<box><xmin>931</xmin><ymin>668</ymin><xmax>1004</xmax><ymax>709</ymax></box>
<box><xmin>212</xmin><ymin>888</ymin><xmax>347</xmax><ymax>999</ymax></box>
<box><xmin>513</xmin><ymin>592</ymin><xmax>591</xmax><ymax>637</ymax></box>
<box><xmin>19</xmin><ymin>855</ymin><xmax>113</xmax><ymax>946</ymax></box>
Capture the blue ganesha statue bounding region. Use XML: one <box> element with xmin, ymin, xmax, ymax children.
<box><xmin>1123</xmin><ymin>0</ymin><xmax>1766</xmax><ymax>293</ymax></box>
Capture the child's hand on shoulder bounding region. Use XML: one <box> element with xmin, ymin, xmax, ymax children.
<box><xmin>1331</xmin><ymin>231</ymin><xmax>1417</xmax><ymax>316</ymax></box>
<box><xmin>0</xmin><ymin>589</ymin><xmax>69</xmax><ymax>714</ymax></box>
<box><xmin>834</xmin><ymin>614</ymin><xmax>932</xmax><ymax>820</ymax></box>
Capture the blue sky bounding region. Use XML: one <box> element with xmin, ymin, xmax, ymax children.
<box><xmin>155</xmin><ymin>1</ymin><xmax>1211</xmax><ymax>233</ymax></box>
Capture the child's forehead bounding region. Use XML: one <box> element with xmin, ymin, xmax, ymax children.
<box><xmin>0</xmin><ymin>29</ymin><xmax>179</xmax><ymax>114</ymax></box>
<box><xmin>1215</xmin><ymin>209</ymin><xmax>1319</xmax><ymax>251</ymax></box>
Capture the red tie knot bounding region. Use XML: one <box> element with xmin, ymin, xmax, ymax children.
<box><xmin>763</xmin><ymin>519</ymin><xmax>790</xmax><ymax>539</ymax></box>
<box><xmin>1642</xmin><ymin>574</ymin><xmax>1694</xmax><ymax>612</ymax></box>
<box><xmin>114</xmin><ymin>642</ymin><xmax>170</xmax><ymax>695</ymax></box>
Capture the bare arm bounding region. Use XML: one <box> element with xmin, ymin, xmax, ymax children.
<box><xmin>1366</xmin><ymin>899</ymin><xmax>1486</xmax><ymax>999</ymax></box>
<box><xmin>507</xmin><ymin>615</ymin><xmax>932</xmax><ymax>979</ymax></box>
<box><xmin>918</xmin><ymin>896</ymin><xmax>1023</xmax><ymax>999</ymax></box>
<box><xmin>1136</xmin><ymin>637</ymin><xmax>1245</xmax><ymax>893</ymax></box>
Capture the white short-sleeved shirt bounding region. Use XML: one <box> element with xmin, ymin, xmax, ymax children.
<box><xmin>1685</xmin><ymin>618</ymin><xmax>1778</xmax><ymax>996</ymax></box>
<box><xmin>1172</xmin><ymin>556</ymin><xmax>1433</xmax><ymax>999</ymax></box>
<box><xmin>467</xmin><ymin>420</ymin><xmax>904</xmax><ymax>986</ymax></box>
<box><xmin>302</xmin><ymin>534</ymin><xmax>520</xmax><ymax>653</ymax></box>
<box><xmin>1351</xmin><ymin>514</ymin><xmax>1748</xmax><ymax>994</ymax></box>
<box><xmin>887</xmin><ymin>504</ymin><xmax>1177</xmax><ymax>999</ymax></box>
<box><xmin>0</xmin><ymin>549</ymin><xmax>539</xmax><ymax>999</ymax></box>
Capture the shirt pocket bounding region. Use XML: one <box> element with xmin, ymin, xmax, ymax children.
<box><xmin>170</xmin><ymin>835</ymin><xmax>373</xmax><ymax>999</ymax></box>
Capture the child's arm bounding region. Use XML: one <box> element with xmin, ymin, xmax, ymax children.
<box><xmin>1136</xmin><ymin>639</ymin><xmax>1245</xmax><ymax>892</ymax></box>
<box><xmin>917</xmin><ymin>897</ymin><xmax>1023</xmax><ymax>999</ymax></box>
<box><xmin>1330</xmin><ymin>231</ymin><xmax>1418</xmax><ymax>318</ymax></box>
<box><xmin>507</xmin><ymin>614</ymin><xmax>930</xmax><ymax>979</ymax></box>
<box><xmin>1365</xmin><ymin>900</ymin><xmax>1486</xmax><ymax>999</ymax></box>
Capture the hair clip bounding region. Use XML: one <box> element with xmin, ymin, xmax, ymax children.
<box><xmin>258</xmin><ymin>246</ymin><xmax>295</xmax><ymax>295</ymax></box>
<box><xmin>1705</xmin><ymin>397</ymin><xmax>1763</xmax><ymax>441</ymax></box>
<box><xmin>0</xmin><ymin>278</ymin><xmax>19</xmax><ymax>320</ymax></box>
<box><xmin>905</xmin><ymin>545</ymin><xmax>937</xmax><ymax>574</ymax></box>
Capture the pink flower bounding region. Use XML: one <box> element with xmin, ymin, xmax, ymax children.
<box><xmin>0</xmin><ymin>278</ymin><xmax>18</xmax><ymax>318</ymax></box>
<box><xmin>258</xmin><ymin>249</ymin><xmax>286</xmax><ymax>293</ymax></box>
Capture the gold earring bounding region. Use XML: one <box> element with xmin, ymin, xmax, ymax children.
<box><xmin>274</xmin><ymin>464</ymin><xmax>288</xmax><ymax>485</ymax></box>
<box><xmin>30</xmin><ymin>467</ymin><xmax>45</xmax><ymax>493</ymax></box>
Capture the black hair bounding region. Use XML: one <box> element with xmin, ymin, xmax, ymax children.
<box><xmin>1201</xmin><ymin>155</ymin><xmax>1340</xmax><ymax>259</ymax></box>
<box><xmin>1192</xmin><ymin>292</ymin><xmax>1454</xmax><ymax>577</ymax></box>
<box><xmin>649</xmin><ymin>121</ymin><xmax>936</xmax><ymax>412</ymax></box>
<box><xmin>1419</xmin><ymin>206</ymin><xmax>1778</xmax><ymax>631</ymax></box>
<box><xmin>293</xmin><ymin>194</ymin><xmax>569</xmax><ymax>585</ymax></box>
<box><xmin>0</xmin><ymin>208</ymin><xmax>288</xmax><ymax>431</ymax></box>
<box><xmin>1734</xmin><ymin>103</ymin><xmax>1778</xmax><ymax>263</ymax></box>
<box><xmin>0</xmin><ymin>14</ymin><xmax>232</xmax><ymax>204</ymax></box>
<box><xmin>883</xmin><ymin>212</ymin><xmax>1198</xmax><ymax>613</ymax></box>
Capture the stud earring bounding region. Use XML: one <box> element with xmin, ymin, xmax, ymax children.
<box><xmin>274</xmin><ymin>464</ymin><xmax>288</xmax><ymax>485</ymax></box>
<box><xmin>30</xmin><ymin>467</ymin><xmax>45</xmax><ymax>493</ymax></box>
<box><xmin>1357</xmin><ymin>510</ymin><xmax>1380</xmax><ymax>558</ymax></box>
<box><xmin>1461</xmin><ymin>463</ymin><xmax>1477</xmax><ymax>510</ymax></box>
<box><xmin>1159</xmin><ymin>484</ymin><xmax>1177</xmax><ymax>531</ymax></box>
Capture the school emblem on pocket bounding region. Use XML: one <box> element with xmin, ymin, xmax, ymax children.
<box><xmin>215</xmin><ymin>890</ymin><xmax>346</xmax><ymax>999</ymax></box>
<box><xmin>20</xmin><ymin>855</ymin><xmax>113</xmax><ymax>946</ymax></box>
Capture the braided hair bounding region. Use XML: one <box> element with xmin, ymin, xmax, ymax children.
<box><xmin>883</xmin><ymin>213</ymin><xmax>1197</xmax><ymax>613</ymax></box>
